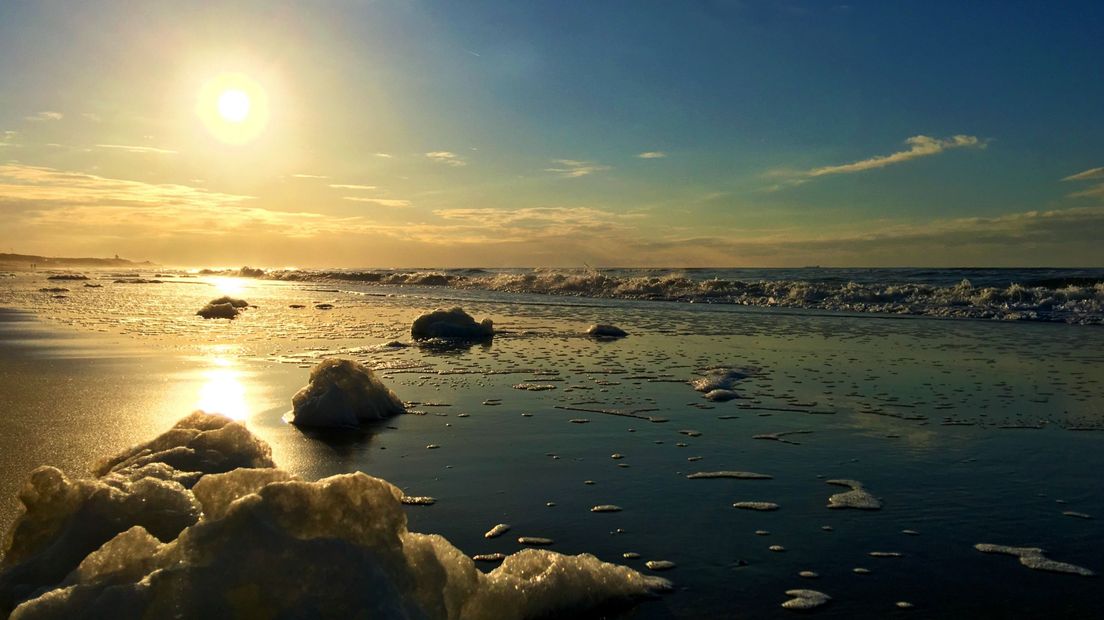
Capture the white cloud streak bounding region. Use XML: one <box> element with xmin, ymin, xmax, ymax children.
<box><xmin>636</xmin><ymin>151</ymin><xmax>667</xmax><ymax>159</ymax></box>
<box><xmin>1063</xmin><ymin>166</ymin><xmax>1104</xmax><ymax>199</ymax></box>
<box><xmin>25</xmin><ymin>111</ymin><xmax>63</xmax><ymax>122</ymax></box>
<box><xmin>343</xmin><ymin>197</ymin><xmax>412</xmax><ymax>207</ymax></box>
<box><xmin>1062</xmin><ymin>167</ymin><xmax>1104</xmax><ymax>182</ymax></box>
<box><xmin>545</xmin><ymin>159</ymin><xmax>611</xmax><ymax>178</ymax></box>
<box><xmin>762</xmin><ymin>134</ymin><xmax>987</xmax><ymax>192</ymax></box>
<box><xmin>425</xmin><ymin>151</ymin><xmax>466</xmax><ymax>167</ymax></box>
<box><xmin>95</xmin><ymin>144</ymin><xmax>177</xmax><ymax>155</ymax></box>
<box><xmin>806</xmin><ymin>135</ymin><xmax>985</xmax><ymax>177</ymax></box>
<box><xmin>0</xmin><ymin>164</ymin><xmax>252</xmax><ymax>207</ymax></box>
<box><xmin>329</xmin><ymin>184</ymin><xmax>377</xmax><ymax>190</ymax></box>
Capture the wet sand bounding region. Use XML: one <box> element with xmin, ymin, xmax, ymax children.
<box><xmin>0</xmin><ymin>309</ymin><xmax>178</xmax><ymax>534</ymax></box>
<box><xmin>0</xmin><ymin>310</ymin><xmax>300</xmax><ymax>536</ymax></box>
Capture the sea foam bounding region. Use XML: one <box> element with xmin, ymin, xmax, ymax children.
<box><xmin>1</xmin><ymin>412</ymin><xmax>670</xmax><ymax>619</ymax></box>
<box><xmin>288</xmin><ymin>358</ymin><xmax>405</xmax><ymax>429</ymax></box>
<box><xmin>411</xmin><ymin>308</ymin><xmax>494</xmax><ymax>340</ymax></box>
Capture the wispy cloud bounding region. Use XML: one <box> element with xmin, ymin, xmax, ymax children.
<box><xmin>329</xmin><ymin>184</ymin><xmax>377</xmax><ymax>190</ymax></box>
<box><xmin>291</xmin><ymin>173</ymin><xmax>329</xmax><ymax>179</ymax></box>
<box><xmin>343</xmin><ymin>197</ymin><xmax>411</xmax><ymax>207</ymax></box>
<box><xmin>545</xmin><ymin>159</ymin><xmax>611</xmax><ymax>178</ymax></box>
<box><xmin>25</xmin><ymin>111</ymin><xmax>63</xmax><ymax>122</ymax></box>
<box><xmin>0</xmin><ymin>163</ymin><xmax>253</xmax><ymax>207</ymax></box>
<box><xmin>807</xmin><ymin>135</ymin><xmax>985</xmax><ymax>177</ymax></box>
<box><xmin>1069</xmin><ymin>185</ymin><xmax>1104</xmax><ymax>199</ymax></box>
<box><xmin>427</xmin><ymin>207</ymin><xmax>642</xmax><ymax>243</ymax></box>
<box><xmin>426</xmin><ymin>151</ymin><xmax>466</xmax><ymax>167</ymax></box>
<box><xmin>1062</xmin><ymin>167</ymin><xmax>1104</xmax><ymax>182</ymax></box>
<box><xmin>763</xmin><ymin>134</ymin><xmax>987</xmax><ymax>192</ymax></box>
<box><xmin>0</xmin><ymin>130</ymin><xmax>17</xmax><ymax>147</ymax></box>
<box><xmin>636</xmin><ymin>151</ymin><xmax>667</xmax><ymax>159</ymax></box>
<box><xmin>1063</xmin><ymin>166</ymin><xmax>1104</xmax><ymax>199</ymax></box>
<box><xmin>375</xmin><ymin>153</ymin><xmax>393</xmax><ymax>159</ymax></box>
<box><xmin>95</xmin><ymin>144</ymin><xmax>177</xmax><ymax>155</ymax></box>
<box><xmin>0</xmin><ymin>163</ymin><xmax>368</xmax><ymax>240</ymax></box>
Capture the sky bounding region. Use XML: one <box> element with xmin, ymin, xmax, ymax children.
<box><xmin>1</xmin><ymin>0</ymin><xmax>1102</xmax><ymax>268</ymax></box>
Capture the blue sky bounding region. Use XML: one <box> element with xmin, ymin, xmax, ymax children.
<box><xmin>1</xmin><ymin>0</ymin><xmax>1102</xmax><ymax>267</ymax></box>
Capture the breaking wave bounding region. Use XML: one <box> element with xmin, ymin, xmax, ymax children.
<box><xmin>261</xmin><ymin>268</ymin><xmax>1104</xmax><ymax>325</ymax></box>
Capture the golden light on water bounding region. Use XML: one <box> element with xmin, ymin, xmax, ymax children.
<box><xmin>197</xmin><ymin>73</ymin><xmax>269</xmax><ymax>144</ymax></box>
<box><xmin>211</xmin><ymin>276</ymin><xmax>247</xmax><ymax>296</ymax></box>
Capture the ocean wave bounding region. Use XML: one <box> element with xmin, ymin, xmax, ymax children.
<box><xmin>261</xmin><ymin>269</ymin><xmax>1104</xmax><ymax>325</ymax></box>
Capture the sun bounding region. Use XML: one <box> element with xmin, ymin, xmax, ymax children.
<box><xmin>197</xmin><ymin>73</ymin><xmax>269</xmax><ymax>145</ymax></box>
<box><xmin>217</xmin><ymin>89</ymin><xmax>251</xmax><ymax>123</ymax></box>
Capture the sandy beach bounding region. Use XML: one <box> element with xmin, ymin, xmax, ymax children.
<box><xmin>1</xmin><ymin>271</ymin><xmax>1102</xmax><ymax>617</ymax></box>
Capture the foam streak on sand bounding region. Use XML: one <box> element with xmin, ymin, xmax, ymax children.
<box><xmin>0</xmin><ymin>413</ymin><xmax>670</xmax><ymax>619</ymax></box>
<box><xmin>974</xmin><ymin>544</ymin><xmax>1095</xmax><ymax>576</ymax></box>
<box><xmin>687</xmin><ymin>471</ymin><xmax>773</xmax><ymax>480</ymax></box>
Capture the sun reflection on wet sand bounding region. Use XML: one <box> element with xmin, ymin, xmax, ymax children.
<box><xmin>193</xmin><ymin>356</ymin><xmax>250</xmax><ymax>420</ymax></box>
<box><xmin>209</xmin><ymin>276</ymin><xmax>248</xmax><ymax>297</ymax></box>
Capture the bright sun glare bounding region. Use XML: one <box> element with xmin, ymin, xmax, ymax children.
<box><xmin>198</xmin><ymin>73</ymin><xmax>269</xmax><ymax>145</ymax></box>
<box><xmin>217</xmin><ymin>89</ymin><xmax>251</xmax><ymax>123</ymax></box>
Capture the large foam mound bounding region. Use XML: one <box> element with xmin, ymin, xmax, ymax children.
<box><xmin>1</xmin><ymin>414</ymin><xmax>668</xmax><ymax>619</ymax></box>
<box><xmin>411</xmin><ymin>308</ymin><xmax>494</xmax><ymax>340</ymax></box>
<box><xmin>196</xmin><ymin>296</ymin><xmax>249</xmax><ymax>320</ymax></box>
<box><xmin>0</xmin><ymin>412</ymin><xmax>271</xmax><ymax>616</ymax></box>
<box><xmin>289</xmin><ymin>358</ymin><xmax>405</xmax><ymax>429</ymax></box>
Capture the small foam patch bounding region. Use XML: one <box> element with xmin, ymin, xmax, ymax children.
<box><xmin>974</xmin><ymin>543</ymin><xmax>1095</xmax><ymax>576</ymax></box>
<box><xmin>825</xmin><ymin>479</ymin><xmax>882</xmax><ymax>510</ymax></box>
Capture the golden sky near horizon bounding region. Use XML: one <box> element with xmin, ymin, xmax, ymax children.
<box><xmin>1</xmin><ymin>1</ymin><xmax>1102</xmax><ymax>268</ymax></box>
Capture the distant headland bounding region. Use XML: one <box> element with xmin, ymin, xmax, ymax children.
<box><xmin>0</xmin><ymin>253</ymin><xmax>155</xmax><ymax>269</ymax></box>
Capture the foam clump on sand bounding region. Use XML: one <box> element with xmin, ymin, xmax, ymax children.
<box><xmin>586</xmin><ymin>324</ymin><xmax>628</xmax><ymax>338</ymax></box>
<box><xmin>411</xmin><ymin>307</ymin><xmax>494</xmax><ymax>340</ymax></box>
<box><xmin>703</xmin><ymin>389</ymin><xmax>739</xmax><ymax>402</ymax></box>
<box><xmin>691</xmin><ymin>368</ymin><xmax>747</xmax><ymax>393</ymax></box>
<box><xmin>974</xmin><ymin>544</ymin><xmax>1095</xmax><ymax>576</ymax></box>
<box><xmin>196</xmin><ymin>296</ymin><xmax>249</xmax><ymax>320</ymax></box>
<box><xmin>1</xmin><ymin>412</ymin><xmax>669</xmax><ymax>619</ymax></box>
<box><xmin>687</xmin><ymin>471</ymin><xmax>772</xmax><ymax>480</ymax></box>
<box><xmin>825</xmin><ymin>479</ymin><xmax>882</xmax><ymax>510</ymax></box>
<box><xmin>289</xmin><ymin>358</ymin><xmax>405</xmax><ymax>429</ymax></box>
<box><xmin>781</xmin><ymin>589</ymin><xmax>831</xmax><ymax>610</ymax></box>
<box><xmin>733</xmin><ymin>501</ymin><xmax>780</xmax><ymax>511</ymax></box>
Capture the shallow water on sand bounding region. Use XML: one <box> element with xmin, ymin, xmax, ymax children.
<box><xmin>1</xmin><ymin>273</ymin><xmax>1103</xmax><ymax>617</ymax></box>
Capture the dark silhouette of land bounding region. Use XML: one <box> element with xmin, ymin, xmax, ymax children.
<box><xmin>0</xmin><ymin>253</ymin><xmax>154</xmax><ymax>269</ymax></box>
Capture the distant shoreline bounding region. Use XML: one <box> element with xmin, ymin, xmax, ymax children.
<box><xmin>0</xmin><ymin>253</ymin><xmax>154</xmax><ymax>269</ymax></box>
